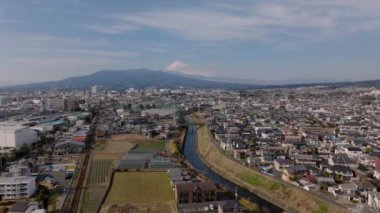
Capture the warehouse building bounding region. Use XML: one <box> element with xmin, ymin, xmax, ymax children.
<box><xmin>0</xmin><ymin>124</ymin><xmax>38</xmax><ymax>154</ymax></box>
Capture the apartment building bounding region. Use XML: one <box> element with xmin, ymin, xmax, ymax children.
<box><xmin>0</xmin><ymin>176</ymin><xmax>36</xmax><ymax>200</ymax></box>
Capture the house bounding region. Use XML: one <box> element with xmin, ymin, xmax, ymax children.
<box><xmin>344</xmin><ymin>146</ymin><xmax>363</xmax><ymax>158</ymax></box>
<box><xmin>217</xmin><ymin>200</ymin><xmax>244</xmax><ymax>213</ymax></box>
<box><xmin>232</xmin><ymin>140</ymin><xmax>249</xmax><ymax>159</ymax></box>
<box><xmin>338</xmin><ymin>183</ymin><xmax>357</xmax><ymax>195</ymax></box>
<box><xmin>295</xmin><ymin>154</ymin><xmax>320</xmax><ymax>166</ymax></box>
<box><xmin>325</xmin><ymin>165</ymin><xmax>354</xmax><ymax>181</ymax></box>
<box><xmin>328</xmin><ymin>154</ymin><xmax>357</xmax><ymax>168</ymax></box>
<box><xmin>368</xmin><ymin>191</ymin><xmax>380</xmax><ymax>210</ymax></box>
<box><xmin>246</xmin><ymin>155</ymin><xmax>262</xmax><ymax>167</ymax></box>
<box><xmin>282</xmin><ymin>165</ymin><xmax>308</xmax><ymax>181</ymax></box>
<box><xmin>256</xmin><ymin>150</ymin><xmax>276</xmax><ymax>163</ymax></box>
<box><xmin>316</xmin><ymin>177</ymin><xmax>335</xmax><ymax>185</ymax></box>
<box><xmin>273</xmin><ymin>159</ymin><xmax>292</xmax><ymax>172</ymax></box>
<box><xmin>353</xmin><ymin>179</ymin><xmax>376</xmax><ymax>198</ymax></box>
<box><xmin>328</xmin><ymin>187</ymin><xmax>344</xmax><ymax>199</ymax></box>
<box><xmin>220</xmin><ymin>139</ymin><xmax>233</xmax><ymax>151</ymax></box>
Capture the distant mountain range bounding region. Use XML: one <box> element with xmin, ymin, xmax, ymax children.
<box><xmin>2</xmin><ymin>69</ymin><xmax>258</xmax><ymax>90</ymax></box>
<box><xmin>1</xmin><ymin>69</ymin><xmax>380</xmax><ymax>90</ymax></box>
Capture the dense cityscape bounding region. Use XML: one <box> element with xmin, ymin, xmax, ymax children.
<box><xmin>2</xmin><ymin>1</ymin><xmax>380</xmax><ymax>213</ymax></box>
<box><xmin>0</xmin><ymin>86</ymin><xmax>378</xmax><ymax>212</ymax></box>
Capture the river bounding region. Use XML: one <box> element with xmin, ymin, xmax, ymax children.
<box><xmin>183</xmin><ymin>125</ymin><xmax>283</xmax><ymax>213</ymax></box>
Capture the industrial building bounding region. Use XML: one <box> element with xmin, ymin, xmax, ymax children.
<box><xmin>0</xmin><ymin>124</ymin><xmax>38</xmax><ymax>154</ymax></box>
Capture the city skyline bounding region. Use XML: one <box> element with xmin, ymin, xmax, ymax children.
<box><xmin>1</xmin><ymin>0</ymin><xmax>380</xmax><ymax>85</ymax></box>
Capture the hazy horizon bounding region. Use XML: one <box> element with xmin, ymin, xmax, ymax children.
<box><xmin>1</xmin><ymin>0</ymin><xmax>380</xmax><ymax>83</ymax></box>
<box><xmin>0</xmin><ymin>68</ymin><xmax>377</xmax><ymax>88</ymax></box>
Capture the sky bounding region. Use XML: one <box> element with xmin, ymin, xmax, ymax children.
<box><xmin>1</xmin><ymin>0</ymin><xmax>380</xmax><ymax>85</ymax></box>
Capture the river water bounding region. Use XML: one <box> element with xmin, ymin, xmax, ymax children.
<box><xmin>183</xmin><ymin>125</ymin><xmax>283</xmax><ymax>213</ymax></box>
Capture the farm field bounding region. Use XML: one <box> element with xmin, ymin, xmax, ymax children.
<box><xmin>102</xmin><ymin>202</ymin><xmax>176</xmax><ymax>213</ymax></box>
<box><xmin>133</xmin><ymin>140</ymin><xmax>166</xmax><ymax>152</ymax></box>
<box><xmin>93</xmin><ymin>134</ymin><xmax>165</xmax><ymax>161</ymax></box>
<box><xmin>92</xmin><ymin>140</ymin><xmax>135</xmax><ymax>161</ymax></box>
<box><xmin>88</xmin><ymin>159</ymin><xmax>113</xmax><ymax>185</ymax></box>
<box><xmin>111</xmin><ymin>134</ymin><xmax>154</xmax><ymax>142</ymax></box>
<box><xmin>105</xmin><ymin>172</ymin><xmax>173</xmax><ymax>204</ymax></box>
<box><xmin>81</xmin><ymin>185</ymin><xmax>106</xmax><ymax>213</ymax></box>
<box><xmin>83</xmin><ymin>135</ymin><xmax>169</xmax><ymax>213</ymax></box>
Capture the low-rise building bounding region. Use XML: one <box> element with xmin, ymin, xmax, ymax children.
<box><xmin>282</xmin><ymin>165</ymin><xmax>308</xmax><ymax>181</ymax></box>
<box><xmin>368</xmin><ymin>191</ymin><xmax>380</xmax><ymax>210</ymax></box>
<box><xmin>274</xmin><ymin>159</ymin><xmax>292</xmax><ymax>172</ymax></box>
<box><xmin>0</xmin><ymin>176</ymin><xmax>36</xmax><ymax>200</ymax></box>
<box><xmin>175</xmin><ymin>182</ymin><xmax>217</xmax><ymax>204</ymax></box>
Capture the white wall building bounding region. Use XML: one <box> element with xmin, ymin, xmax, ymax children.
<box><xmin>0</xmin><ymin>176</ymin><xmax>36</xmax><ymax>200</ymax></box>
<box><xmin>0</xmin><ymin>124</ymin><xmax>38</xmax><ymax>153</ymax></box>
<box><xmin>0</xmin><ymin>96</ymin><xmax>11</xmax><ymax>106</ymax></box>
<box><xmin>91</xmin><ymin>85</ymin><xmax>98</xmax><ymax>94</ymax></box>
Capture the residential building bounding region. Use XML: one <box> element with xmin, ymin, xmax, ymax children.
<box><xmin>368</xmin><ymin>191</ymin><xmax>380</xmax><ymax>210</ymax></box>
<box><xmin>175</xmin><ymin>182</ymin><xmax>217</xmax><ymax>204</ymax></box>
<box><xmin>0</xmin><ymin>176</ymin><xmax>36</xmax><ymax>200</ymax></box>
<box><xmin>282</xmin><ymin>165</ymin><xmax>308</xmax><ymax>181</ymax></box>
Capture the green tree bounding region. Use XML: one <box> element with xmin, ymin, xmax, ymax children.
<box><xmin>334</xmin><ymin>174</ymin><xmax>343</xmax><ymax>183</ymax></box>
<box><xmin>176</xmin><ymin>109</ymin><xmax>186</xmax><ymax>128</ymax></box>
<box><xmin>364</xmin><ymin>147</ymin><xmax>374</xmax><ymax>154</ymax></box>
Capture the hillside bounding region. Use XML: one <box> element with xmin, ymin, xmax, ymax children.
<box><xmin>3</xmin><ymin>69</ymin><xmax>256</xmax><ymax>90</ymax></box>
<box><xmin>2</xmin><ymin>69</ymin><xmax>380</xmax><ymax>90</ymax></box>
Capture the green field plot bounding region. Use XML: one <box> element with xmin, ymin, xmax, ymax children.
<box><xmin>81</xmin><ymin>185</ymin><xmax>106</xmax><ymax>213</ymax></box>
<box><xmin>105</xmin><ymin>172</ymin><xmax>173</xmax><ymax>205</ymax></box>
<box><xmin>134</xmin><ymin>140</ymin><xmax>166</xmax><ymax>152</ymax></box>
<box><xmin>88</xmin><ymin>159</ymin><xmax>113</xmax><ymax>185</ymax></box>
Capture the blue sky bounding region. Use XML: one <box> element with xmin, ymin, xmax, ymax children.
<box><xmin>0</xmin><ymin>0</ymin><xmax>380</xmax><ymax>85</ymax></box>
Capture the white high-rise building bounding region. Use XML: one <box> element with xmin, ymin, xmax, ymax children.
<box><xmin>91</xmin><ymin>85</ymin><xmax>98</xmax><ymax>95</ymax></box>
<box><xmin>0</xmin><ymin>124</ymin><xmax>38</xmax><ymax>154</ymax></box>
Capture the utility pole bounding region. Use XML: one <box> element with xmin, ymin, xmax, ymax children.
<box><xmin>235</xmin><ymin>186</ymin><xmax>238</xmax><ymax>201</ymax></box>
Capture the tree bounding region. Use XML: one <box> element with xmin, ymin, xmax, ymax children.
<box><xmin>320</xmin><ymin>183</ymin><xmax>328</xmax><ymax>191</ymax></box>
<box><xmin>364</xmin><ymin>147</ymin><xmax>374</xmax><ymax>154</ymax></box>
<box><xmin>250</xmin><ymin>138</ymin><xmax>257</xmax><ymax>147</ymax></box>
<box><xmin>176</xmin><ymin>109</ymin><xmax>186</xmax><ymax>128</ymax></box>
<box><xmin>334</xmin><ymin>174</ymin><xmax>343</xmax><ymax>183</ymax></box>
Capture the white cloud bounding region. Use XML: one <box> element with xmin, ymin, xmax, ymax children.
<box><xmin>85</xmin><ymin>23</ymin><xmax>139</xmax><ymax>34</ymax></box>
<box><xmin>0</xmin><ymin>34</ymin><xmax>138</xmax><ymax>81</ymax></box>
<box><xmin>89</xmin><ymin>0</ymin><xmax>380</xmax><ymax>42</ymax></box>
<box><xmin>165</xmin><ymin>60</ymin><xmax>213</xmax><ymax>77</ymax></box>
